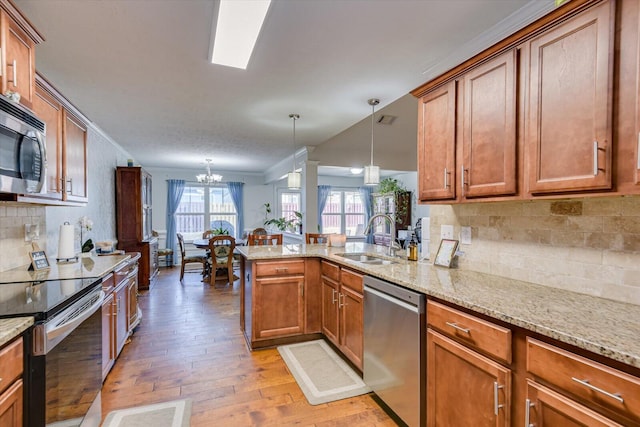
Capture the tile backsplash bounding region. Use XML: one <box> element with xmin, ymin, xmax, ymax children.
<box><xmin>429</xmin><ymin>196</ymin><xmax>640</xmax><ymax>305</ymax></box>
<box><xmin>0</xmin><ymin>204</ymin><xmax>46</xmax><ymax>271</ymax></box>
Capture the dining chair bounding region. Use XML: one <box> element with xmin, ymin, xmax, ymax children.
<box><xmin>208</xmin><ymin>235</ymin><xmax>236</xmax><ymax>286</ymax></box>
<box><xmin>247</xmin><ymin>233</ymin><xmax>282</xmax><ymax>246</ymax></box>
<box><xmin>177</xmin><ymin>233</ymin><xmax>208</xmax><ymax>282</ymax></box>
<box><xmin>202</xmin><ymin>229</ymin><xmax>215</xmax><ymax>239</ymax></box>
<box><xmin>305</xmin><ymin>233</ymin><xmax>329</xmax><ymax>244</ymax></box>
<box><xmin>152</xmin><ymin>230</ymin><xmax>174</xmax><ymax>267</ymax></box>
<box><xmin>252</xmin><ymin>227</ymin><xmax>267</xmax><ymax>235</ymax></box>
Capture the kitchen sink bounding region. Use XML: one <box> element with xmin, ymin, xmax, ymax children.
<box><xmin>335</xmin><ymin>253</ymin><xmax>398</xmax><ymax>265</ymax></box>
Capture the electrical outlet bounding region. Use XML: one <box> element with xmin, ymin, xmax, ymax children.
<box><xmin>460</xmin><ymin>226</ymin><xmax>472</xmax><ymax>245</ymax></box>
<box><xmin>440</xmin><ymin>224</ymin><xmax>454</xmax><ymax>240</ymax></box>
<box><xmin>25</xmin><ymin>224</ymin><xmax>40</xmax><ymax>242</ymax></box>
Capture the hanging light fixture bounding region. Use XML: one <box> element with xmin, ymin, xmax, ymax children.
<box><xmin>364</xmin><ymin>98</ymin><xmax>380</xmax><ymax>185</ymax></box>
<box><xmin>287</xmin><ymin>113</ymin><xmax>301</xmax><ymax>189</ymax></box>
<box><xmin>196</xmin><ymin>159</ymin><xmax>223</xmax><ymax>184</ymax></box>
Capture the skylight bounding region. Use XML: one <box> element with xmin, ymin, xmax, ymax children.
<box><xmin>210</xmin><ymin>0</ymin><xmax>271</xmax><ymax>70</ymax></box>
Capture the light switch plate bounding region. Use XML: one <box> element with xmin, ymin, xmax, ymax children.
<box><xmin>460</xmin><ymin>226</ymin><xmax>472</xmax><ymax>244</ymax></box>
<box><xmin>440</xmin><ymin>224</ymin><xmax>454</xmax><ymax>240</ymax></box>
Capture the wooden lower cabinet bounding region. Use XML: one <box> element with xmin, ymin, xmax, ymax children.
<box><xmin>102</xmin><ymin>254</ymin><xmax>141</xmax><ymax>380</ymax></box>
<box><xmin>525</xmin><ymin>380</ymin><xmax>623</xmax><ymax>426</ymax></box>
<box><xmin>427</xmin><ymin>330</ymin><xmax>511</xmax><ymax>426</ymax></box>
<box><xmin>0</xmin><ymin>380</ymin><xmax>23</xmax><ymax>427</ymax></box>
<box><xmin>321</xmin><ymin>262</ymin><xmax>364</xmax><ymax>371</ymax></box>
<box><xmin>101</xmin><ymin>291</ymin><xmax>116</xmax><ymax>381</ymax></box>
<box><xmin>254</xmin><ymin>275</ymin><xmax>304</xmax><ymax>339</ymax></box>
<box><xmin>0</xmin><ymin>337</ymin><xmax>23</xmax><ymax>427</ymax></box>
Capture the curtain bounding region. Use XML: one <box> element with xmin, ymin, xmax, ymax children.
<box><xmin>166</xmin><ymin>179</ymin><xmax>185</xmax><ymax>264</ymax></box>
<box><xmin>359</xmin><ymin>186</ymin><xmax>374</xmax><ymax>243</ymax></box>
<box><xmin>317</xmin><ymin>185</ymin><xmax>332</xmax><ymax>233</ymax></box>
<box><xmin>227</xmin><ymin>182</ymin><xmax>244</xmax><ymax>240</ymax></box>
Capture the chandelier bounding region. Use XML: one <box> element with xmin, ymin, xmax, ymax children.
<box><xmin>196</xmin><ymin>159</ymin><xmax>223</xmax><ymax>184</ymax></box>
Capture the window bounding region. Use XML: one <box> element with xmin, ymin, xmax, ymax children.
<box><xmin>176</xmin><ymin>184</ymin><xmax>238</xmax><ymax>240</ymax></box>
<box><xmin>279</xmin><ymin>191</ymin><xmax>301</xmax><ymax>223</ymax></box>
<box><xmin>321</xmin><ymin>189</ymin><xmax>365</xmax><ymax>236</ymax></box>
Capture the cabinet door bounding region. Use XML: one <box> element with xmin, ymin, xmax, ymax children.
<box><xmin>427</xmin><ymin>330</ymin><xmax>511</xmax><ymax>427</ymax></box>
<box><xmin>321</xmin><ymin>277</ymin><xmax>340</xmax><ymax>345</ymax></box>
<box><xmin>462</xmin><ymin>49</ymin><xmax>517</xmax><ymax>198</ymax></box>
<box><xmin>339</xmin><ymin>285</ymin><xmax>363</xmax><ymax>370</ymax></box>
<box><xmin>2</xmin><ymin>11</ymin><xmax>35</xmax><ymax>106</ymax></box>
<box><xmin>101</xmin><ymin>292</ymin><xmax>115</xmax><ymax>381</ymax></box>
<box><xmin>127</xmin><ymin>276</ymin><xmax>139</xmax><ymax>331</ymax></box>
<box><xmin>62</xmin><ymin>110</ymin><xmax>88</xmax><ymax>202</ymax></box>
<box><xmin>526</xmin><ymin>0</ymin><xmax>614</xmax><ymax>194</ymax></box>
<box><xmin>418</xmin><ymin>81</ymin><xmax>457</xmax><ymax>201</ymax></box>
<box><xmin>0</xmin><ymin>380</ymin><xmax>23</xmax><ymax>427</ymax></box>
<box><xmin>115</xmin><ymin>283</ymin><xmax>128</xmax><ymax>356</ymax></box>
<box><xmin>254</xmin><ymin>275</ymin><xmax>304</xmax><ymax>339</ymax></box>
<box><xmin>525</xmin><ymin>380</ymin><xmax>623</xmax><ymax>426</ymax></box>
<box><xmin>33</xmin><ymin>84</ymin><xmax>63</xmax><ymax>199</ymax></box>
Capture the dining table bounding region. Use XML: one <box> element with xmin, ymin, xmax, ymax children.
<box><xmin>192</xmin><ymin>237</ymin><xmax>245</xmax><ymax>249</ymax></box>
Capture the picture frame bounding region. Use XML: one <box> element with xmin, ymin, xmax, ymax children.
<box><xmin>29</xmin><ymin>250</ymin><xmax>51</xmax><ymax>271</ymax></box>
<box><xmin>434</xmin><ymin>239</ymin><xmax>459</xmax><ymax>268</ymax></box>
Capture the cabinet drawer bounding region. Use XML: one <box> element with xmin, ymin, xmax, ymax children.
<box><xmin>527</xmin><ymin>338</ymin><xmax>640</xmax><ymax>423</ymax></box>
<box><xmin>427</xmin><ymin>300</ymin><xmax>511</xmax><ymax>364</ymax></box>
<box><xmin>102</xmin><ymin>272</ymin><xmax>115</xmax><ymax>293</ymax></box>
<box><xmin>340</xmin><ymin>268</ymin><xmax>363</xmax><ymax>294</ymax></box>
<box><xmin>255</xmin><ymin>259</ymin><xmax>305</xmax><ymax>277</ymax></box>
<box><xmin>0</xmin><ymin>338</ymin><xmax>23</xmax><ymax>395</ymax></box>
<box><xmin>321</xmin><ymin>261</ymin><xmax>339</xmax><ymax>281</ymax></box>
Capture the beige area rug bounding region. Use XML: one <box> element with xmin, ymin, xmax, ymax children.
<box><xmin>101</xmin><ymin>399</ymin><xmax>191</xmax><ymax>427</ymax></box>
<box><xmin>277</xmin><ymin>339</ymin><xmax>371</xmax><ymax>405</ymax></box>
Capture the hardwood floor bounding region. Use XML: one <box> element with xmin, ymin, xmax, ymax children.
<box><xmin>101</xmin><ymin>267</ymin><xmax>395</xmax><ymax>426</ymax></box>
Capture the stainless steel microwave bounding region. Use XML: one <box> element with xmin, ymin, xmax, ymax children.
<box><xmin>0</xmin><ymin>96</ymin><xmax>46</xmax><ymax>194</ymax></box>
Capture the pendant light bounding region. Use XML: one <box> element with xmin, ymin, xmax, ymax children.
<box><xmin>364</xmin><ymin>98</ymin><xmax>380</xmax><ymax>185</ymax></box>
<box><xmin>287</xmin><ymin>113</ymin><xmax>301</xmax><ymax>189</ymax></box>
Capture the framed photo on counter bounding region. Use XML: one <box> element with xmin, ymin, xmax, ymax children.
<box><xmin>434</xmin><ymin>239</ymin><xmax>459</xmax><ymax>268</ymax></box>
<box><xmin>29</xmin><ymin>249</ymin><xmax>50</xmax><ymax>271</ymax></box>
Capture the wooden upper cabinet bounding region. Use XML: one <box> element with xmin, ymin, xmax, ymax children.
<box><xmin>0</xmin><ymin>9</ymin><xmax>37</xmax><ymax>107</ymax></box>
<box><xmin>526</xmin><ymin>0</ymin><xmax>614</xmax><ymax>194</ymax></box>
<box><xmin>62</xmin><ymin>110</ymin><xmax>88</xmax><ymax>202</ymax></box>
<box><xmin>418</xmin><ymin>80</ymin><xmax>456</xmax><ymax>201</ymax></box>
<box><xmin>33</xmin><ymin>83</ymin><xmax>63</xmax><ymax>200</ymax></box>
<box><xmin>462</xmin><ymin>49</ymin><xmax>517</xmax><ymax>198</ymax></box>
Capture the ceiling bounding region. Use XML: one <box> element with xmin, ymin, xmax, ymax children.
<box><xmin>15</xmin><ymin>0</ymin><xmax>554</xmax><ymax>175</ymax></box>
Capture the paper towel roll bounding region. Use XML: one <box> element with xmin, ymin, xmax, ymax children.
<box><xmin>57</xmin><ymin>222</ymin><xmax>76</xmax><ymax>260</ymax></box>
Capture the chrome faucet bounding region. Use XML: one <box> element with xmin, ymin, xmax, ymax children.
<box><xmin>363</xmin><ymin>213</ymin><xmax>402</xmax><ymax>257</ymax></box>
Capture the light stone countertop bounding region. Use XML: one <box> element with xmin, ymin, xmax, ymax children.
<box><xmin>0</xmin><ymin>254</ymin><xmax>131</xmax><ymax>284</ymax></box>
<box><xmin>237</xmin><ymin>242</ymin><xmax>640</xmax><ymax>369</ymax></box>
<box><xmin>0</xmin><ymin>317</ymin><xmax>33</xmax><ymax>347</ymax></box>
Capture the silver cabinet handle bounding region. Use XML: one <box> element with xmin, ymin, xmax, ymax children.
<box><xmin>274</xmin><ymin>267</ymin><xmax>288</xmax><ymax>272</ymax></box>
<box><xmin>445</xmin><ymin>321</ymin><xmax>470</xmax><ymax>334</ymax></box>
<box><xmin>331</xmin><ymin>288</ymin><xmax>337</xmax><ymax>304</ymax></box>
<box><xmin>637</xmin><ymin>133</ymin><xmax>640</xmax><ymax>169</ymax></box>
<box><xmin>493</xmin><ymin>381</ymin><xmax>504</xmax><ymax>415</ymax></box>
<box><xmin>593</xmin><ymin>141</ymin><xmax>598</xmax><ymax>176</ymax></box>
<box><xmin>338</xmin><ymin>293</ymin><xmax>345</xmax><ymax>308</ymax></box>
<box><xmin>461</xmin><ymin>165</ymin><xmax>468</xmax><ymax>194</ymax></box>
<box><xmin>571</xmin><ymin>377</ymin><xmax>624</xmax><ymax>403</ymax></box>
<box><xmin>525</xmin><ymin>398</ymin><xmax>534</xmax><ymax>427</ymax></box>
<box><xmin>443</xmin><ymin>168</ymin><xmax>450</xmax><ymax>189</ymax></box>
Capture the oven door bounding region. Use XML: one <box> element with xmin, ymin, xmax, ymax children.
<box><xmin>29</xmin><ymin>285</ymin><xmax>104</xmax><ymax>427</ymax></box>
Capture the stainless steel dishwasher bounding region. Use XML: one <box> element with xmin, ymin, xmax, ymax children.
<box><xmin>364</xmin><ymin>275</ymin><xmax>425</xmax><ymax>427</ymax></box>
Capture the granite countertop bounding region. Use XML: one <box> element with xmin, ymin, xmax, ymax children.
<box><xmin>237</xmin><ymin>242</ymin><xmax>640</xmax><ymax>369</ymax></box>
<box><xmin>0</xmin><ymin>317</ymin><xmax>34</xmax><ymax>347</ymax></box>
<box><xmin>0</xmin><ymin>254</ymin><xmax>131</xmax><ymax>284</ymax></box>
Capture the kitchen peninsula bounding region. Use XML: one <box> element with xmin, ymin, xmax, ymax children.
<box><xmin>238</xmin><ymin>242</ymin><xmax>640</xmax><ymax>426</ymax></box>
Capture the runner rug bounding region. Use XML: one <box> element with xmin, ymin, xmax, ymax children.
<box><xmin>101</xmin><ymin>399</ymin><xmax>191</xmax><ymax>427</ymax></box>
<box><xmin>277</xmin><ymin>339</ymin><xmax>371</xmax><ymax>405</ymax></box>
